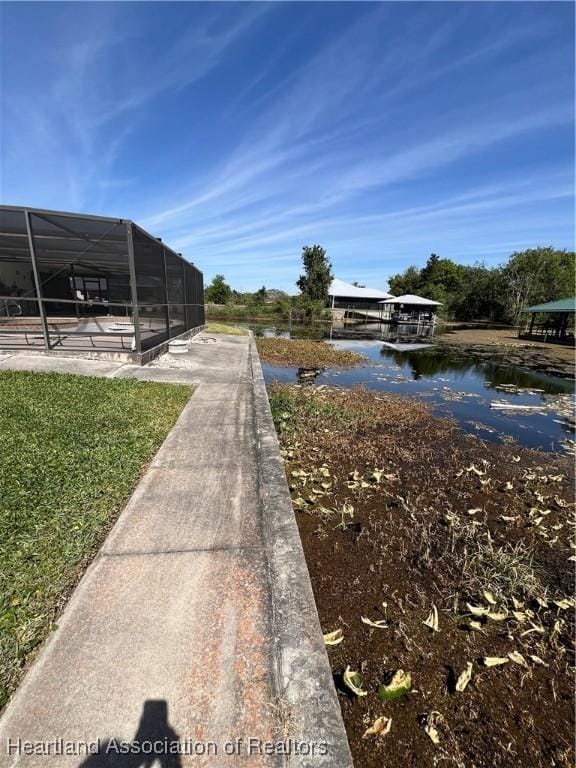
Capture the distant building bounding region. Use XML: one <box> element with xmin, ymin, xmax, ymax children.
<box><xmin>328</xmin><ymin>278</ymin><xmax>393</xmax><ymax>310</ymax></box>
<box><xmin>379</xmin><ymin>294</ymin><xmax>442</xmax><ymax>325</ymax></box>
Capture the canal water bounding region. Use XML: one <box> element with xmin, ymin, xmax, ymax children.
<box><xmin>249</xmin><ymin>323</ymin><xmax>575</xmax><ymax>454</ymax></box>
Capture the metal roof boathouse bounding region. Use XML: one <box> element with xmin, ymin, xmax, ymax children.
<box><xmin>379</xmin><ymin>294</ymin><xmax>442</xmax><ymax>326</ymax></box>
<box><xmin>328</xmin><ymin>278</ymin><xmax>394</xmax><ymax>310</ymax></box>
<box><xmin>0</xmin><ymin>205</ymin><xmax>205</xmax><ymax>361</ymax></box>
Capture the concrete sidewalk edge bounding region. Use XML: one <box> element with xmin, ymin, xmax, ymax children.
<box><xmin>248</xmin><ymin>334</ymin><xmax>353</xmax><ymax>767</ymax></box>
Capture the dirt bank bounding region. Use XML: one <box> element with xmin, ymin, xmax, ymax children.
<box><xmin>269</xmin><ymin>384</ymin><xmax>575</xmax><ymax>768</ymax></box>
<box><xmin>437</xmin><ymin>328</ymin><xmax>575</xmax><ymax>379</ymax></box>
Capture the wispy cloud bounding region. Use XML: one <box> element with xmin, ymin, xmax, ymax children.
<box><xmin>139</xmin><ymin>7</ymin><xmax>572</xmax><ymax>239</ymax></box>
<box><xmin>1</xmin><ymin>3</ymin><xmax>269</xmax><ymax>209</ymax></box>
<box><xmin>1</xmin><ymin>2</ymin><xmax>573</xmax><ymax>290</ymax></box>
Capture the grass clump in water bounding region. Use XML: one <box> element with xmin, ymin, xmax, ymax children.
<box><xmin>256</xmin><ymin>337</ymin><xmax>366</xmax><ymax>368</ymax></box>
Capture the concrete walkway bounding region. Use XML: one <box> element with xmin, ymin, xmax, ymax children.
<box><xmin>0</xmin><ymin>336</ymin><xmax>351</xmax><ymax>768</ymax></box>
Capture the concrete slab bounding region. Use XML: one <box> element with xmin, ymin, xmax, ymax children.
<box><xmin>102</xmin><ymin>460</ymin><xmax>262</xmax><ymax>554</ymax></box>
<box><xmin>0</xmin><ymin>354</ymin><xmax>126</xmax><ymax>378</ymax></box>
<box><xmin>0</xmin><ymin>334</ymin><xmax>352</xmax><ymax>768</ymax></box>
<box><xmin>149</xmin><ymin>415</ymin><xmax>253</xmax><ymax>468</ymax></box>
<box><xmin>0</xmin><ymin>339</ymin><xmax>247</xmax><ymax>386</ymax></box>
<box><xmin>117</xmin><ymin>337</ymin><xmax>251</xmax><ymax>387</ymax></box>
<box><xmin>0</xmin><ymin>548</ymin><xmax>277</xmax><ymax>767</ymax></box>
<box><xmin>183</xmin><ymin>381</ymin><xmax>250</xmax><ymax>404</ymax></box>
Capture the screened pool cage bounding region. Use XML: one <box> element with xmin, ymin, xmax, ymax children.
<box><xmin>0</xmin><ymin>206</ymin><xmax>205</xmax><ymax>355</ymax></box>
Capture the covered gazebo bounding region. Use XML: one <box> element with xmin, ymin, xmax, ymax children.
<box><xmin>520</xmin><ymin>298</ymin><xmax>576</xmax><ymax>344</ymax></box>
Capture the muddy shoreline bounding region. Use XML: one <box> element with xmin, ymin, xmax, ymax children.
<box><xmin>437</xmin><ymin>329</ymin><xmax>575</xmax><ymax>380</ymax></box>
<box><xmin>269</xmin><ymin>384</ymin><xmax>575</xmax><ymax>768</ymax></box>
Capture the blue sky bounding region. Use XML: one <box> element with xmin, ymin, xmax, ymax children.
<box><xmin>1</xmin><ymin>2</ymin><xmax>574</xmax><ymax>292</ymax></box>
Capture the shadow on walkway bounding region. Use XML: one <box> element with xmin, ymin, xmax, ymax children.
<box><xmin>80</xmin><ymin>700</ymin><xmax>181</xmax><ymax>768</ymax></box>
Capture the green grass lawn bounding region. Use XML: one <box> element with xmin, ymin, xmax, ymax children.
<box><xmin>0</xmin><ymin>371</ymin><xmax>192</xmax><ymax>708</ymax></box>
<box><xmin>204</xmin><ymin>322</ymin><xmax>249</xmax><ymax>335</ymax></box>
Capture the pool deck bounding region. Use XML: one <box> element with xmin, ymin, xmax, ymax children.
<box><xmin>0</xmin><ymin>335</ymin><xmax>352</xmax><ymax>767</ymax></box>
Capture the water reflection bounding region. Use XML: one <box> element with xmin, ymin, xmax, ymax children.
<box><xmin>380</xmin><ymin>347</ymin><xmax>571</xmax><ymax>394</ymax></box>
<box><xmin>248</xmin><ymin>322</ymin><xmax>328</xmax><ymax>340</ymax></box>
<box><xmin>250</xmin><ymin>322</ymin><xmax>575</xmax><ymax>453</ymax></box>
<box><xmin>330</xmin><ymin>320</ymin><xmax>436</xmax><ymax>340</ymax></box>
<box><xmin>247</xmin><ymin>320</ymin><xmax>447</xmax><ymax>342</ymax></box>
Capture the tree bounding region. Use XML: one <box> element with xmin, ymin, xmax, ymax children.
<box><xmin>296</xmin><ymin>245</ymin><xmax>333</xmax><ymax>303</ymax></box>
<box><xmin>204</xmin><ymin>274</ymin><xmax>232</xmax><ymax>305</ymax></box>
<box><xmin>420</xmin><ymin>253</ymin><xmax>441</xmax><ymax>285</ymax></box>
<box><xmin>502</xmin><ymin>247</ymin><xmax>575</xmax><ymax>323</ymax></box>
<box><xmin>385</xmin><ymin>247</ymin><xmax>574</xmax><ymax>323</ymax></box>
<box><xmin>388</xmin><ymin>255</ymin><xmax>467</xmax><ymax>315</ymax></box>
<box><xmin>420</xmin><ymin>254</ymin><xmax>467</xmax><ymax>299</ymax></box>
<box><xmin>388</xmin><ymin>265</ymin><xmax>421</xmax><ymax>296</ymax></box>
<box><xmin>266</xmin><ymin>288</ymin><xmax>290</xmax><ymax>302</ymax></box>
<box><xmin>452</xmin><ymin>264</ymin><xmax>508</xmax><ymax>322</ymax></box>
<box><xmin>253</xmin><ymin>285</ymin><xmax>268</xmax><ymax>304</ymax></box>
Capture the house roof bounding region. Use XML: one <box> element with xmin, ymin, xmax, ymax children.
<box><xmin>379</xmin><ymin>294</ymin><xmax>442</xmax><ymax>306</ymax></box>
<box><xmin>525</xmin><ymin>298</ymin><xmax>576</xmax><ymax>313</ymax></box>
<box><xmin>328</xmin><ymin>278</ymin><xmax>393</xmax><ymax>300</ymax></box>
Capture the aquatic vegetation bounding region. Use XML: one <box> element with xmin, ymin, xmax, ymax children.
<box><xmin>343</xmin><ymin>666</ymin><xmax>368</xmax><ymax>697</ymax></box>
<box><xmin>378</xmin><ymin>670</ymin><xmax>412</xmax><ymax>701</ymax></box>
<box><xmin>323</xmin><ymin>628</ymin><xmax>344</xmax><ymax>646</ymax></box>
<box><xmin>256</xmin><ymin>337</ymin><xmax>366</xmax><ymax>368</ymax></box>
<box><xmin>262</xmin><ymin>333</ymin><xmax>574</xmax><ymax>453</ymax></box>
<box><xmin>362</xmin><ymin>716</ymin><xmax>392</xmax><ymax>739</ymax></box>
<box><xmin>269</xmin><ymin>383</ymin><xmax>575</xmax><ymax>768</ymax></box>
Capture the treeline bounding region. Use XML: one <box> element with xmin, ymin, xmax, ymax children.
<box><xmin>205</xmin><ymin>246</ymin><xmax>334</xmax><ymax>320</ymax></box>
<box><xmin>205</xmin><ymin>246</ymin><xmax>574</xmax><ymax>325</ymax></box>
<box><xmin>204</xmin><ymin>274</ymin><xmax>331</xmax><ymax>321</ymax></box>
<box><xmin>389</xmin><ymin>247</ymin><xmax>575</xmax><ymax>323</ymax></box>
